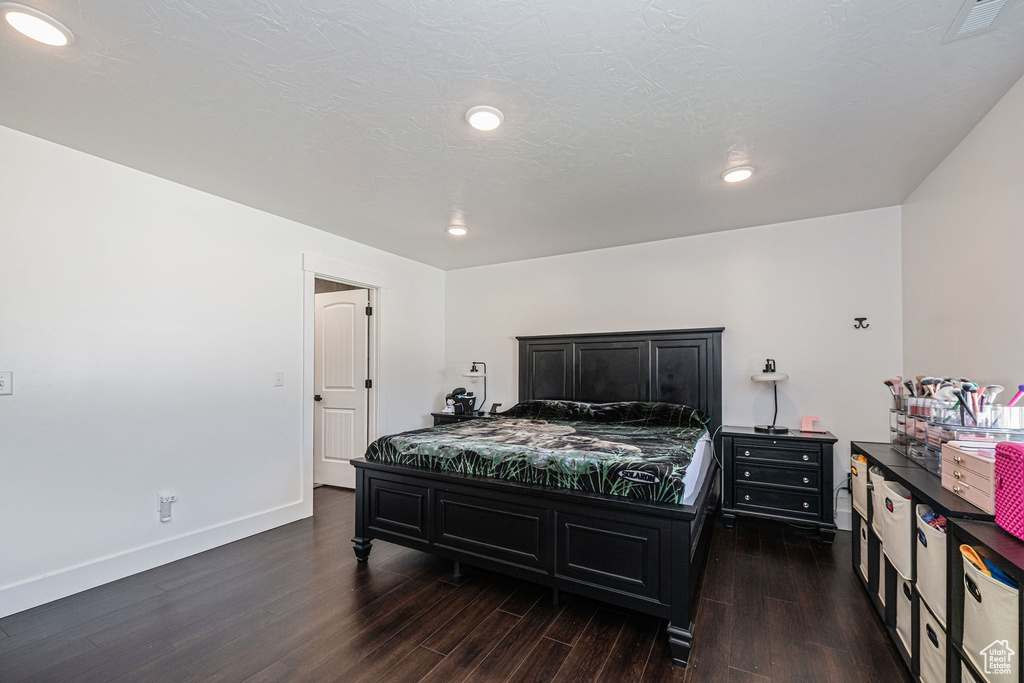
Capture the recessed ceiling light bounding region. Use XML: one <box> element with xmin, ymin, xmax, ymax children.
<box><xmin>1</xmin><ymin>3</ymin><xmax>73</xmax><ymax>46</ymax></box>
<box><xmin>465</xmin><ymin>106</ymin><xmax>503</xmax><ymax>132</ymax></box>
<box><xmin>447</xmin><ymin>225</ymin><xmax>468</xmax><ymax>236</ymax></box>
<box><xmin>722</xmin><ymin>166</ymin><xmax>755</xmax><ymax>183</ymax></box>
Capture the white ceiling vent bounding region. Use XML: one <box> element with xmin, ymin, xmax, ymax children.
<box><xmin>944</xmin><ymin>0</ymin><xmax>1012</xmax><ymax>42</ymax></box>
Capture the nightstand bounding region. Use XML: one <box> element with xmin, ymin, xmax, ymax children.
<box><xmin>431</xmin><ymin>411</ymin><xmax>493</xmax><ymax>426</ymax></box>
<box><xmin>721</xmin><ymin>426</ymin><xmax>838</xmax><ymax>544</ymax></box>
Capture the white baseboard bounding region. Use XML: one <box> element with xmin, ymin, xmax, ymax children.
<box><xmin>0</xmin><ymin>498</ymin><xmax>311</xmax><ymax>619</ymax></box>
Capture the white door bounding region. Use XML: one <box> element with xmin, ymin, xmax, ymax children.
<box><xmin>314</xmin><ymin>289</ymin><xmax>369</xmax><ymax>488</ymax></box>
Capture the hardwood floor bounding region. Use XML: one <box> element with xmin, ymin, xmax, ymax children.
<box><xmin>0</xmin><ymin>488</ymin><xmax>910</xmax><ymax>682</ymax></box>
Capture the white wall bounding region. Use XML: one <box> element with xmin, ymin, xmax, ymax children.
<box><xmin>445</xmin><ymin>207</ymin><xmax>904</xmax><ymax>528</ymax></box>
<box><xmin>0</xmin><ymin>125</ymin><xmax>445</xmax><ymax>618</ymax></box>
<box><xmin>902</xmin><ymin>73</ymin><xmax>1024</xmax><ymax>391</ymax></box>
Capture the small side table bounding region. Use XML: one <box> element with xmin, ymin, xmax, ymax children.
<box><xmin>721</xmin><ymin>426</ymin><xmax>838</xmax><ymax>544</ymax></box>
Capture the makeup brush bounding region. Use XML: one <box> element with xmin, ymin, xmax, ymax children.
<box><xmin>904</xmin><ymin>380</ymin><xmax>917</xmax><ymax>397</ymax></box>
<box><xmin>980</xmin><ymin>385</ymin><xmax>1004</xmax><ymax>410</ymax></box>
<box><xmin>935</xmin><ymin>384</ymin><xmax>958</xmax><ymax>403</ymax></box>
<box><xmin>1009</xmin><ymin>385</ymin><xmax>1024</xmax><ymax>407</ymax></box>
<box><xmin>964</xmin><ymin>384</ymin><xmax>980</xmax><ymax>417</ymax></box>
<box><xmin>954</xmin><ymin>388</ymin><xmax>976</xmax><ymax>424</ymax></box>
<box><xmin>883</xmin><ymin>377</ymin><xmax>901</xmax><ymax>397</ymax></box>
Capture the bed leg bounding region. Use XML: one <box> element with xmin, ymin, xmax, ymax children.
<box><xmin>352</xmin><ymin>466</ymin><xmax>373</xmax><ymax>563</ymax></box>
<box><xmin>452</xmin><ymin>561</ymin><xmax>463</xmax><ymax>580</ymax></box>
<box><xmin>666</xmin><ymin>621</ymin><xmax>694</xmax><ymax>667</ymax></box>
<box><xmin>551</xmin><ymin>587</ymin><xmax>559</xmax><ymax>607</ymax></box>
<box><xmin>352</xmin><ymin>536</ymin><xmax>373</xmax><ymax>563</ymax></box>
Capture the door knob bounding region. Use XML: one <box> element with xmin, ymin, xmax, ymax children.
<box><xmin>314</xmin><ymin>394</ymin><xmax>323</xmax><ymax>402</ymax></box>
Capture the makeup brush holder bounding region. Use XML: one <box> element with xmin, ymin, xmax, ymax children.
<box><xmin>929</xmin><ymin>404</ymin><xmax>1024</xmax><ymax>429</ymax></box>
<box><xmin>890</xmin><ymin>429</ymin><xmax>909</xmax><ymax>455</ymax></box>
<box><xmin>908</xmin><ymin>440</ymin><xmax>940</xmax><ymax>473</ymax></box>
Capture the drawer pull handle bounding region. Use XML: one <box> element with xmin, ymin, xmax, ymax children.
<box><xmin>744</xmin><ymin>494</ymin><xmax>750</xmax><ymax>501</ymax></box>
<box><xmin>744</xmin><ymin>450</ymin><xmax>750</xmax><ymax>456</ymax></box>
<box><xmin>803</xmin><ymin>477</ymin><xmax>810</xmax><ymax>484</ymax></box>
<box><xmin>926</xmin><ymin>624</ymin><xmax>939</xmax><ymax>648</ymax></box>
<box><xmin>954</xmin><ymin>470</ymin><xmax>963</xmax><ymax>479</ymax></box>
<box><xmin>802</xmin><ymin>454</ymin><xmax>809</xmax><ymax>461</ymax></box>
<box><xmin>803</xmin><ymin>502</ymin><xmax>810</xmax><ymax>509</ymax></box>
<box><xmin>744</xmin><ymin>471</ymin><xmax>750</xmax><ymax>477</ymax></box>
<box><xmin>954</xmin><ymin>455</ymin><xmax>963</xmax><ymax>464</ymax></box>
<box><xmin>953</xmin><ymin>485</ymin><xmax>963</xmax><ymax>495</ymax></box>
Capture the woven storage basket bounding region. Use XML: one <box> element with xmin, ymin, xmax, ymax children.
<box><xmin>995</xmin><ymin>441</ymin><xmax>1024</xmax><ymax>541</ymax></box>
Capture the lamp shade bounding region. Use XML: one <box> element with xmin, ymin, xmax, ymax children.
<box><xmin>751</xmin><ymin>372</ymin><xmax>788</xmax><ymax>383</ymax></box>
<box><xmin>462</xmin><ymin>370</ymin><xmax>486</xmax><ymax>378</ymax></box>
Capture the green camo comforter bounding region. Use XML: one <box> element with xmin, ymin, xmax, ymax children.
<box><xmin>364</xmin><ymin>400</ymin><xmax>709</xmax><ymax>504</ymax></box>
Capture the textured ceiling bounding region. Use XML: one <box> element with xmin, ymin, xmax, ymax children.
<box><xmin>2</xmin><ymin>0</ymin><xmax>1024</xmax><ymax>269</ymax></box>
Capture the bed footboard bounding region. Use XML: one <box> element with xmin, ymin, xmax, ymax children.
<box><xmin>351</xmin><ymin>459</ymin><xmax>719</xmax><ymax>666</ymax></box>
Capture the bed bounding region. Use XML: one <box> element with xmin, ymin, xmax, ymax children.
<box><xmin>351</xmin><ymin>328</ymin><xmax>723</xmax><ymax>666</ymax></box>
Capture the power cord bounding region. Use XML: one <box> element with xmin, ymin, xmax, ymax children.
<box><xmin>708</xmin><ymin>423</ymin><xmax>724</xmax><ymax>469</ymax></box>
<box><xmin>834</xmin><ymin>475</ymin><xmax>850</xmax><ymax>514</ymax></box>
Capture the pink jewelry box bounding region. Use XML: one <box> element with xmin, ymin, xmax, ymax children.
<box><xmin>941</xmin><ymin>443</ymin><xmax>995</xmax><ymax>514</ymax></box>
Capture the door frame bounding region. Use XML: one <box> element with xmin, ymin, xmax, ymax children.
<box><xmin>302</xmin><ymin>254</ymin><xmax>383</xmax><ymax>502</ymax></box>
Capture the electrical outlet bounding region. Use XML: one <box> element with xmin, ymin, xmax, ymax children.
<box><xmin>0</xmin><ymin>372</ymin><xmax>12</xmax><ymax>395</ymax></box>
<box><xmin>159</xmin><ymin>491</ymin><xmax>177</xmax><ymax>522</ymax></box>
<box><xmin>273</xmin><ymin>371</ymin><xmax>284</xmax><ymax>387</ymax></box>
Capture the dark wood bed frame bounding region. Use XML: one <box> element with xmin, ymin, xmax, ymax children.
<box><xmin>351</xmin><ymin>328</ymin><xmax>723</xmax><ymax>666</ymax></box>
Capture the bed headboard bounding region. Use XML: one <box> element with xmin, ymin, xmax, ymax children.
<box><xmin>516</xmin><ymin>328</ymin><xmax>724</xmax><ymax>435</ymax></box>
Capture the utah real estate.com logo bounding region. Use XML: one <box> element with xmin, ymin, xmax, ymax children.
<box><xmin>981</xmin><ymin>639</ymin><xmax>1015</xmax><ymax>676</ymax></box>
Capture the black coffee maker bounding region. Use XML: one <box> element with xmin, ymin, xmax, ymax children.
<box><xmin>445</xmin><ymin>387</ymin><xmax>476</xmax><ymax>414</ymax></box>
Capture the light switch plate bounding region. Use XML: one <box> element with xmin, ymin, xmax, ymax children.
<box><xmin>273</xmin><ymin>371</ymin><xmax>284</xmax><ymax>387</ymax></box>
<box><xmin>0</xmin><ymin>372</ymin><xmax>11</xmax><ymax>395</ymax></box>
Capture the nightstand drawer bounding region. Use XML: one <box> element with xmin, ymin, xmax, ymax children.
<box><xmin>734</xmin><ymin>441</ymin><xmax>820</xmax><ymax>466</ymax></box>
<box><xmin>735</xmin><ymin>485</ymin><xmax>821</xmax><ymax>519</ymax></box>
<box><xmin>735</xmin><ymin>463</ymin><xmax>819</xmax><ymax>491</ymax></box>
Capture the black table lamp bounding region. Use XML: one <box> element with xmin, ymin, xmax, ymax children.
<box><xmin>462</xmin><ymin>361</ymin><xmax>487</xmax><ymax>413</ymax></box>
<box><xmin>751</xmin><ymin>359</ymin><xmax>789</xmax><ymax>434</ymax></box>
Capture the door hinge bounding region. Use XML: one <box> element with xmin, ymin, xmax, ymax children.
<box><xmin>365</xmin><ymin>379</ymin><xmax>372</xmax><ymax>389</ymax></box>
<box><xmin>365</xmin><ymin>306</ymin><xmax>372</xmax><ymax>316</ymax></box>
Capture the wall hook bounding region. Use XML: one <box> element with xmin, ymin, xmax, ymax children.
<box><xmin>854</xmin><ymin>317</ymin><xmax>869</xmax><ymax>329</ymax></box>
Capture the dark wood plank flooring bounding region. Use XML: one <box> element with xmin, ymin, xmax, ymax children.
<box><xmin>0</xmin><ymin>488</ymin><xmax>910</xmax><ymax>682</ymax></box>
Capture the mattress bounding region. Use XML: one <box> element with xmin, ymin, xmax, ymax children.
<box><xmin>682</xmin><ymin>435</ymin><xmax>713</xmax><ymax>506</ymax></box>
<box><xmin>364</xmin><ymin>400</ymin><xmax>711</xmax><ymax>504</ymax></box>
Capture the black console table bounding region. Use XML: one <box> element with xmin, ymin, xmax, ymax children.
<box><xmin>850</xmin><ymin>441</ymin><xmax>994</xmax><ymax>681</ymax></box>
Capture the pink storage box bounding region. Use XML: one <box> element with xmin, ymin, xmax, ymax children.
<box><xmin>994</xmin><ymin>441</ymin><xmax>1024</xmax><ymax>541</ymax></box>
